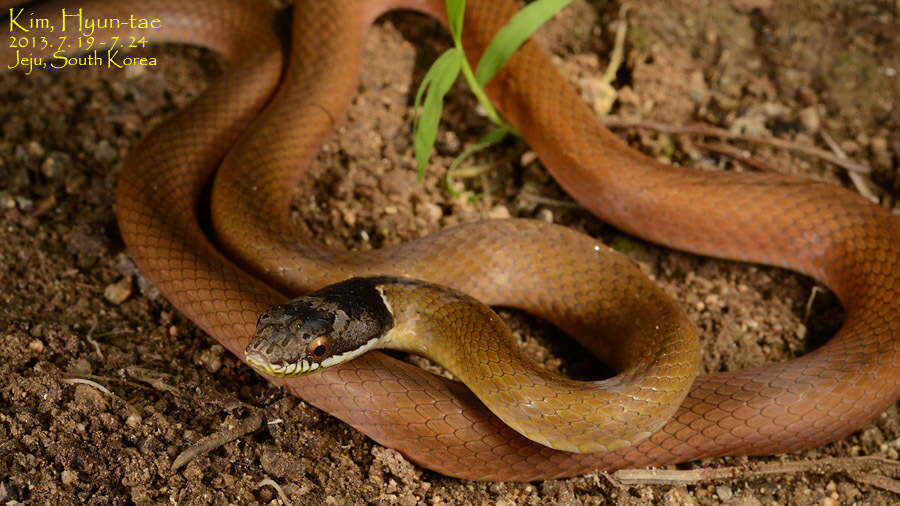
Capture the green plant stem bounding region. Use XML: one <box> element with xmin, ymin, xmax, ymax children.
<box><xmin>450</xmin><ymin>32</ymin><xmax>517</xmax><ymax>135</ymax></box>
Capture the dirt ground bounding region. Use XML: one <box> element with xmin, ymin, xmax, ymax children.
<box><xmin>2</xmin><ymin>0</ymin><xmax>899</xmax><ymax>504</ymax></box>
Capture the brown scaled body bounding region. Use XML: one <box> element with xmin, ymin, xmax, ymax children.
<box><xmin>4</xmin><ymin>0</ymin><xmax>898</xmax><ymax>481</ymax></box>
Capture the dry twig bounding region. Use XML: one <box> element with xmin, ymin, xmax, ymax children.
<box><xmin>171</xmin><ymin>412</ymin><xmax>264</xmax><ymax>471</ymax></box>
<box><xmin>610</xmin><ymin>457</ymin><xmax>900</xmax><ymax>494</ymax></box>
<box><xmin>60</xmin><ymin>377</ymin><xmax>115</xmax><ymax>397</ymax></box>
<box><xmin>819</xmin><ymin>130</ymin><xmax>879</xmax><ymax>203</ymax></box>
<box><xmin>692</xmin><ymin>141</ymin><xmax>780</xmax><ymax>173</ymax></box>
<box><xmin>518</xmin><ymin>192</ymin><xmax>581</xmax><ymax>209</ymax></box>
<box><xmin>602</xmin><ymin>116</ymin><xmax>872</xmax><ymax>176</ymax></box>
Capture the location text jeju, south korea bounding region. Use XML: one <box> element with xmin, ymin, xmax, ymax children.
<box><xmin>7</xmin><ymin>7</ymin><xmax>162</xmax><ymax>74</ymax></box>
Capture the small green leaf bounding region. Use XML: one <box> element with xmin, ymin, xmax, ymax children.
<box><xmin>413</xmin><ymin>48</ymin><xmax>462</xmax><ymax>178</ymax></box>
<box><xmin>446</xmin><ymin>0</ymin><xmax>466</xmax><ymax>42</ymax></box>
<box><xmin>475</xmin><ymin>0</ymin><xmax>573</xmax><ymax>87</ymax></box>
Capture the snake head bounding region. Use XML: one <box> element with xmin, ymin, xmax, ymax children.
<box><xmin>245</xmin><ymin>277</ymin><xmax>395</xmax><ymax>377</ymax></box>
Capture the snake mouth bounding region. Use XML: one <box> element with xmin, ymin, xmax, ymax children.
<box><xmin>244</xmin><ymin>353</ymin><xmax>321</xmax><ymax>377</ymax></box>
<box><xmin>245</xmin><ymin>335</ymin><xmax>385</xmax><ymax>378</ymax></box>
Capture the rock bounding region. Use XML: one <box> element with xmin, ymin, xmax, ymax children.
<box><xmin>870</xmin><ymin>136</ymin><xmax>891</xmax><ymax>169</ymax></box>
<box><xmin>28</xmin><ymin>339</ymin><xmax>44</xmax><ymax>354</ymax></box>
<box><xmin>535</xmin><ymin>208</ymin><xmax>553</xmax><ymax>223</ymax></box>
<box><xmin>688</xmin><ymin>70</ymin><xmax>710</xmax><ymax>105</ymax></box>
<box><xmin>60</xmin><ymin>470</ymin><xmax>77</xmax><ymax>487</ymax></box>
<box><xmin>0</xmin><ymin>192</ymin><xmax>15</xmax><ymax>209</ymax></box>
<box><xmin>416</xmin><ymin>202</ymin><xmax>442</xmax><ymax>224</ymax></box>
<box><xmin>41</xmin><ymin>151</ymin><xmax>72</xmax><ymax>179</ymax></box>
<box><xmin>25</xmin><ymin>140</ymin><xmax>45</xmax><ymax>158</ymax></box>
<box><xmin>488</xmin><ymin>205</ymin><xmax>511</xmax><ymax>219</ymax></box>
<box><xmin>716</xmin><ymin>485</ymin><xmax>733</xmax><ymax>500</ymax></box>
<box><xmin>104</xmin><ymin>277</ymin><xmax>133</xmax><ymax>305</ymax></box>
<box><xmin>379</xmin><ymin>169</ymin><xmax>414</xmax><ymax>197</ymax></box>
<box><xmin>799</xmin><ymin>106</ymin><xmax>821</xmax><ymax>133</ymax></box>
<box><xmin>94</xmin><ymin>139</ymin><xmax>118</xmax><ymax>164</ymax></box>
<box><xmin>14</xmin><ymin>195</ymin><xmax>33</xmax><ymax>212</ymax></box>
<box><xmin>125</xmin><ymin>413</ymin><xmax>142</xmax><ymax>428</ymax></box>
<box><xmin>520</xmin><ymin>150</ymin><xmax>538</xmax><ymax>167</ymax></box>
<box><xmin>435</xmin><ymin>130</ymin><xmax>460</xmax><ymax>156</ymax></box>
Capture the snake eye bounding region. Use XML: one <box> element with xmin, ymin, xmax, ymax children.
<box><xmin>308</xmin><ymin>336</ymin><xmax>330</xmax><ymax>360</ymax></box>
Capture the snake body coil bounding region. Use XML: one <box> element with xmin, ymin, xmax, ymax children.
<box><xmin>245</xmin><ymin>276</ymin><xmax>699</xmax><ymax>454</ymax></box>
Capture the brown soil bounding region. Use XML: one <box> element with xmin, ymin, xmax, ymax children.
<box><xmin>2</xmin><ymin>0</ymin><xmax>899</xmax><ymax>504</ymax></box>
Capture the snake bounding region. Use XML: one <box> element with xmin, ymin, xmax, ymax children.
<box><xmin>4</xmin><ymin>0</ymin><xmax>898</xmax><ymax>481</ymax></box>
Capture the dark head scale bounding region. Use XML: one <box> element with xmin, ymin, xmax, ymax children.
<box><xmin>244</xmin><ymin>277</ymin><xmax>395</xmax><ymax>376</ymax></box>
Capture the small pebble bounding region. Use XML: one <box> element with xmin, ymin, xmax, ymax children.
<box><xmin>870</xmin><ymin>136</ymin><xmax>891</xmax><ymax>168</ymax></box>
<box><xmin>488</xmin><ymin>205</ymin><xmax>511</xmax><ymax>219</ymax></box>
<box><xmin>104</xmin><ymin>277</ymin><xmax>133</xmax><ymax>304</ymax></box>
<box><xmin>520</xmin><ymin>151</ymin><xmax>538</xmax><ymax>166</ymax></box>
<box><xmin>535</xmin><ymin>208</ymin><xmax>553</xmax><ymax>223</ymax></box>
<box><xmin>126</xmin><ymin>413</ymin><xmax>142</xmax><ymax>428</ymax></box>
<box><xmin>417</xmin><ymin>202</ymin><xmax>443</xmax><ymax>223</ymax></box>
<box><xmin>28</xmin><ymin>339</ymin><xmax>45</xmax><ymax>354</ymax></box>
<box><xmin>31</xmin><ymin>195</ymin><xmax>57</xmax><ymax>217</ymax></box>
<box><xmin>379</xmin><ymin>169</ymin><xmax>413</xmax><ymax>196</ymax></box>
<box><xmin>60</xmin><ymin>470</ymin><xmax>77</xmax><ymax>487</ymax></box>
<box><xmin>688</xmin><ymin>70</ymin><xmax>710</xmax><ymax>104</ymax></box>
<box><xmin>26</xmin><ymin>140</ymin><xmax>45</xmax><ymax>158</ymax></box>
<box><xmin>93</xmin><ymin>139</ymin><xmax>118</xmax><ymax>164</ymax></box>
<box><xmin>70</xmin><ymin>358</ymin><xmax>91</xmax><ymax>375</ymax></box>
<box><xmin>41</xmin><ymin>151</ymin><xmax>72</xmax><ymax>179</ymax></box>
<box><xmin>125</xmin><ymin>63</ymin><xmax>146</xmax><ymax>78</ymax></box>
<box><xmin>341</xmin><ymin>208</ymin><xmax>356</xmax><ymax>226</ymax></box>
<box><xmin>435</xmin><ymin>131</ymin><xmax>461</xmax><ymax>156</ymax></box>
<box><xmin>14</xmin><ymin>195</ymin><xmax>33</xmax><ymax>211</ymax></box>
<box><xmin>715</xmin><ymin>485</ymin><xmax>733</xmax><ymax>500</ymax></box>
<box><xmin>799</xmin><ymin>106</ymin><xmax>821</xmax><ymax>133</ymax></box>
<box><xmin>199</xmin><ymin>344</ymin><xmax>223</xmax><ymax>373</ymax></box>
<box><xmin>0</xmin><ymin>192</ymin><xmax>15</xmax><ymax>209</ymax></box>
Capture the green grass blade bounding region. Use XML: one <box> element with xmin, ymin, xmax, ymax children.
<box><xmin>446</xmin><ymin>0</ymin><xmax>466</xmax><ymax>42</ymax></box>
<box><xmin>474</xmin><ymin>0</ymin><xmax>573</xmax><ymax>87</ymax></box>
<box><xmin>444</xmin><ymin>126</ymin><xmax>510</xmax><ymax>197</ymax></box>
<box><xmin>413</xmin><ymin>48</ymin><xmax>462</xmax><ymax>178</ymax></box>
